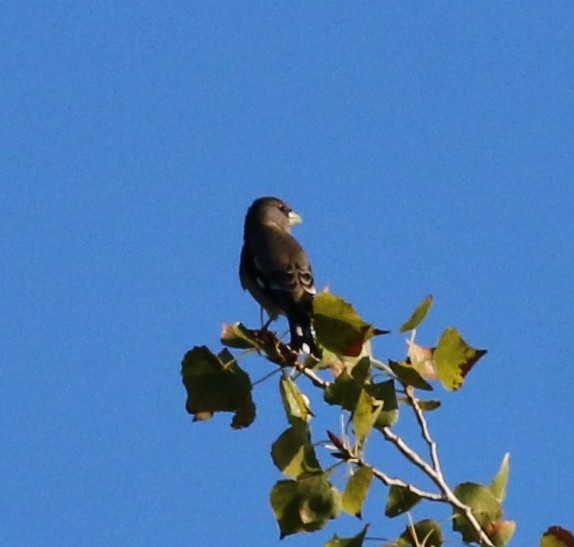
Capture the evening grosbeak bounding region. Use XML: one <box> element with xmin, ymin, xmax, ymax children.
<box><xmin>239</xmin><ymin>197</ymin><xmax>321</xmax><ymax>359</ymax></box>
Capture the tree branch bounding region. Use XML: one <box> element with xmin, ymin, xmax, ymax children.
<box><xmin>400</xmin><ymin>387</ymin><xmax>496</xmax><ymax>547</ymax></box>
<box><xmin>294</xmin><ymin>362</ymin><xmax>330</xmax><ymax>389</ymax></box>
<box><xmin>293</xmin><ymin>359</ymin><xmax>495</xmax><ymax>546</ymax></box>
<box><xmin>360</xmin><ymin>460</ymin><xmax>444</xmax><ymax>502</ymax></box>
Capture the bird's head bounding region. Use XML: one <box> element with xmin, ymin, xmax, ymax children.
<box><xmin>245</xmin><ymin>196</ymin><xmax>302</xmax><ymax>232</ymax></box>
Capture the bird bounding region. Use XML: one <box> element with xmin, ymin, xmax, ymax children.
<box><xmin>239</xmin><ymin>196</ymin><xmax>321</xmax><ymax>359</ymax></box>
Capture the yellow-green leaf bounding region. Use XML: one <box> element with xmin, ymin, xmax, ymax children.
<box><xmin>280</xmin><ymin>376</ymin><xmax>313</xmax><ymax>425</ymax></box>
<box><xmin>400</xmin><ymin>295</ymin><xmax>433</xmax><ymax>332</ymax></box>
<box><xmin>342</xmin><ymin>466</ymin><xmax>373</xmax><ymax>518</ymax></box>
<box><xmin>271</xmin><ymin>475</ymin><xmax>341</xmax><ymax>538</ymax></box>
<box><xmin>385</xmin><ymin>485</ymin><xmax>422</xmax><ymax>517</ymax></box>
<box><xmin>314</xmin><ymin>293</ymin><xmax>387</xmax><ymax>357</ymax></box>
<box><xmin>324</xmin><ymin>369</ymin><xmax>361</xmax><ymax>411</ymax></box>
<box><xmin>271</xmin><ymin>423</ymin><xmax>322</xmax><ymax>478</ymax></box>
<box><xmin>489</xmin><ymin>453</ymin><xmax>510</xmax><ymax>503</ymax></box>
<box><xmin>453</xmin><ymin>482</ymin><xmax>502</xmax><ymax>543</ymax></box>
<box><xmin>325</xmin><ymin>525</ymin><xmax>369</xmax><ymax>547</ymax></box>
<box><xmin>434</xmin><ymin>328</ymin><xmax>487</xmax><ymax>390</ymax></box>
<box><xmin>399</xmin><ymin>396</ymin><xmax>441</xmax><ymax>412</ymax></box>
<box><xmin>541</xmin><ymin>526</ymin><xmax>574</xmax><ymax>547</ymax></box>
<box><xmin>324</xmin><ymin>358</ymin><xmax>371</xmax><ymax>411</ymax></box>
<box><xmin>366</xmin><ymin>379</ymin><xmax>399</xmax><ymax>428</ymax></box>
<box><xmin>389</xmin><ymin>360</ymin><xmax>433</xmax><ymax>391</ymax></box>
<box><xmin>399</xmin><ymin>519</ymin><xmax>444</xmax><ymax>546</ymax></box>
<box><xmin>352</xmin><ymin>389</ymin><xmax>383</xmax><ymax>444</ymax></box>
<box><xmin>350</xmin><ymin>357</ymin><xmax>372</xmax><ymax>385</ymax></box>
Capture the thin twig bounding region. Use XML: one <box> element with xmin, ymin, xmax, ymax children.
<box><xmin>252</xmin><ymin>367</ymin><xmax>281</xmax><ymax>386</ymax></box>
<box><xmin>405</xmin><ymin>386</ymin><xmax>442</xmax><ymax>474</ymax></box>
<box><xmin>362</xmin><ymin>461</ymin><xmax>444</xmax><ymax>502</ymax></box>
<box><xmin>380</xmin><ymin>427</ymin><xmax>439</xmax><ymax>480</ymax></box>
<box><xmin>294</xmin><ymin>363</ymin><xmax>330</xmax><ymax>389</ymax></box>
<box><xmin>401</xmin><ymin>389</ymin><xmax>495</xmax><ymax>547</ymax></box>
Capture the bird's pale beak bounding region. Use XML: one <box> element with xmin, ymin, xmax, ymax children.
<box><xmin>288</xmin><ymin>210</ymin><xmax>303</xmax><ymax>226</ymax></box>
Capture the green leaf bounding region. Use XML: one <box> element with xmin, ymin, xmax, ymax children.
<box><xmin>434</xmin><ymin>328</ymin><xmax>487</xmax><ymax>390</ymax></box>
<box><xmin>181</xmin><ymin>346</ymin><xmax>255</xmax><ymax>428</ymax></box>
<box><xmin>352</xmin><ymin>389</ymin><xmax>383</xmax><ymax>444</ymax></box>
<box><xmin>399</xmin><ymin>519</ymin><xmax>444</xmax><ymax>546</ymax></box>
<box><xmin>323</xmin><ymin>357</ymin><xmax>370</xmax><ymax>410</ymax></box>
<box><xmin>389</xmin><ymin>360</ymin><xmax>433</xmax><ymax>391</ymax></box>
<box><xmin>452</xmin><ymin>482</ymin><xmax>502</xmax><ymax>543</ymax></box>
<box><xmin>489</xmin><ymin>453</ymin><xmax>510</xmax><ymax>503</ymax></box>
<box><xmin>324</xmin><ymin>368</ymin><xmax>362</xmax><ymax>411</ymax></box>
<box><xmin>366</xmin><ymin>379</ymin><xmax>399</xmax><ymax>427</ymax></box>
<box><xmin>342</xmin><ymin>466</ymin><xmax>373</xmax><ymax>518</ymax></box>
<box><xmin>350</xmin><ymin>356</ymin><xmax>372</xmax><ymax>385</ymax></box>
<box><xmin>313</xmin><ymin>293</ymin><xmax>387</xmax><ymax>357</ymax></box>
<box><xmin>417</xmin><ymin>399</ymin><xmax>441</xmax><ymax>411</ymax></box>
<box><xmin>400</xmin><ymin>295</ymin><xmax>433</xmax><ymax>332</ymax></box>
<box><xmin>541</xmin><ymin>526</ymin><xmax>574</xmax><ymax>547</ymax></box>
<box><xmin>325</xmin><ymin>525</ymin><xmax>369</xmax><ymax>547</ymax></box>
<box><xmin>271</xmin><ymin>423</ymin><xmax>322</xmax><ymax>478</ymax></box>
<box><xmin>280</xmin><ymin>376</ymin><xmax>313</xmax><ymax>425</ymax></box>
<box><xmin>399</xmin><ymin>397</ymin><xmax>441</xmax><ymax>412</ymax></box>
<box><xmin>270</xmin><ymin>475</ymin><xmax>341</xmax><ymax>538</ymax></box>
<box><xmin>385</xmin><ymin>485</ymin><xmax>422</xmax><ymax>517</ymax></box>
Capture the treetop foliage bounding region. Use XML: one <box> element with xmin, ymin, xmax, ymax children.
<box><xmin>181</xmin><ymin>292</ymin><xmax>573</xmax><ymax>546</ymax></box>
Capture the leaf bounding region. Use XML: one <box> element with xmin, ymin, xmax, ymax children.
<box><xmin>280</xmin><ymin>376</ymin><xmax>313</xmax><ymax>425</ymax></box>
<box><xmin>220</xmin><ymin>322</ymin><xmax>262</xmax><ymax>350</ymax></box>
<box><xmin>350</xmin><ymin>356</ymin><xmax>372</xmax><ymax>385</ymax></box>
<box><xmin>180</xmin><ymin>346</ymin><xmax>255</xmax><ymax>428</ymax></box>
<box><xmin>326</xmin><ymin>430</ymin><xmax>348</xmax><ymax>454</ymax></box>
<box><xmin>434</xmin><ymin>328</ymin><xmax>487</xmax><ymax>390</ymax></box>
<box><xmin>406</xmin><ymin>340</ymin><xmax>437</xmax><ymax>380</ymax></box>
<box><xmin>418</xmin><ymin>400</ymin><xmax>441</xmax><ymax>411</ymax></box>
<box><xmin>271</xmin><ymin>423</ymin><xmax>322</xmax><ymax>478</ymax></box>
<box><xmin>400</xmin><ymin>295</ymin><xmax>433</xmax><ymax>332</ymax></box>
<box><xmin>452</xmin><ymin>482</ymin><xmax>502</xmax><ymax>543</ymax></box>
<box><xmin>488</xmin><ymin>520</ymin><xmax>516</xmax><ymax>546</ymax></box>
<box><xmin>342</xmin><ymin>466</ymin><xmax>373</xmax><ymax>518</ymax></box>
<box><xmin>324</xmin><ymin>357</ymin><xmax>377</xmax><ymax>420</ymax></box>
<box><xmin>389</xmin><ymin>360</ymin><xmax>433</xmax><ymax>391</ymax></box>
<box><xmin>313</xmin><ymin>293</ymin><xmax>387</xmax><ymax>357</ymax></box>
<box><xmin>399</xmin><ymin>519</ymin><xmax>444</xmax><ymax>546</ymax></box>
<box><xmin>489</xmin><ymin>453</ymin><xmax>510</xmax><ymax>503</ymax></box>
<box><xmin>399</xmin><ymin>397</ymin><xmax>441</xmax><ymax>412</ymax></box>
<box><xmin>270</xmin><ymin>475</ymin><xmax>341</xmax><ymax>538</ymax></box>
<box><xmin>385</xmin><ymin>485</ymin><xmax>422</xmax><ymax>517</ymax></box>
<box><xmin>352</xmin><ymin>389</ymin><xmax>383</xmax><ymax>444</ymax></box>
<box><xmin>541</xmin><ymin>526</ymin><xmax>574</xmax><ymax>547</ymax></box>
<box><xmin>324</xmin><ymin>368</ymin><xmax>362</xmax><ymax>411</ymax></box>
<box><xmin>325</xmin><ymin>525</ymin><xmax>369</xmax><ymax>547</ymax></box>
<box><xmin>366</xmin><ymin>379</ymin><xmax>399</xmax><ymax>427</ymax></box>
<box><xmin>220</xmin><ymin>322</ymin><xmax>298</xmax><ymax>366</ymax></box>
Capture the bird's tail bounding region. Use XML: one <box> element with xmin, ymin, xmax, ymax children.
<box><xmin>288</xmin><ymin>315</ymin><xmax>322</xmax><ymax>360</ymax></box>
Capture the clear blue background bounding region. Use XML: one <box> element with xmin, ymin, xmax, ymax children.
<box><xmin>2</xmin><ymin>2</ymin><xmax>573</xmax><ymax>545</ymax></box>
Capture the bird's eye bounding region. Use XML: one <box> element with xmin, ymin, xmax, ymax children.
<box><xmin>279</xmin><ymin>204</ymin><xmax>290</xmax><ymax>214</ymax></box>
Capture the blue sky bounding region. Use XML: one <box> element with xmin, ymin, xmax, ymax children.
<box><xmin>2</xmin><ymin>2</ymin><xmax>573</xmax><ymax>545</ymax></box>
